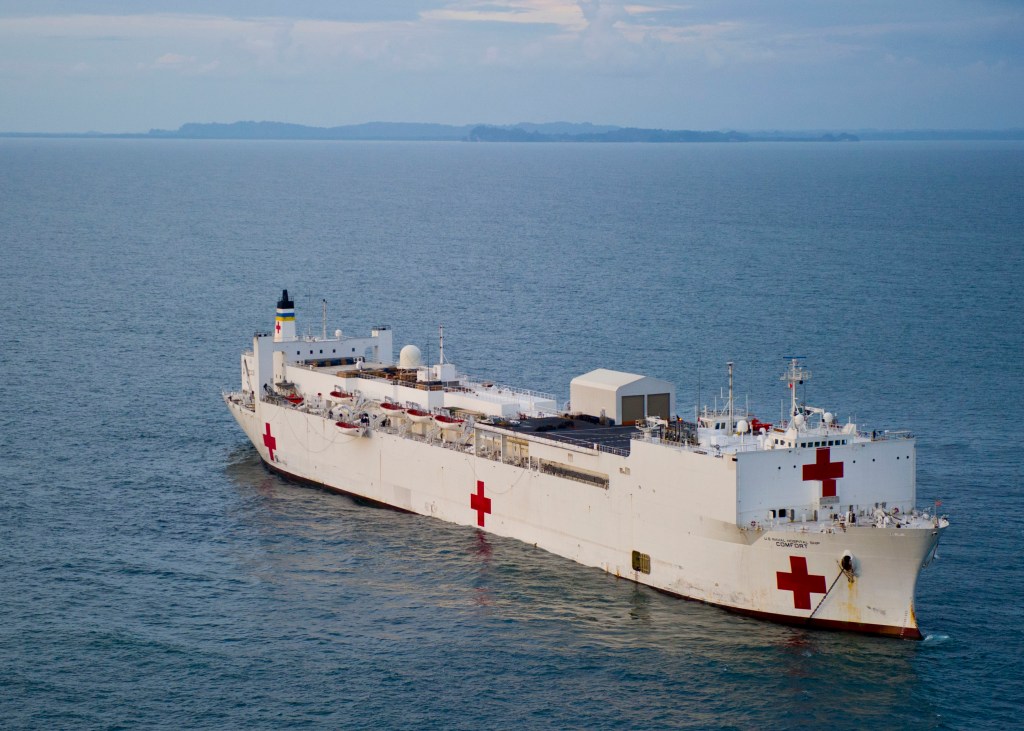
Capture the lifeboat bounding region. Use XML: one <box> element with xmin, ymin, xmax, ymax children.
<box><xmin>335</xmin><ymin>421</ymin><xmax>362</xmax><ymax>436</ymax></box>
<box><xmin>407</xmin><ymin>408</ymin><xmax>433</xmax><ymax>423</ymax></box>
<box><xmin>329</xmin><ymin>389</ymin><xmax>353</xmax><ymax>400</ymax></box>
<box><xmin>379</xmin><ymin>402</ymin><xmax>405</xmax><ymax>417</ymax></box>
<box><xmin>286</xmin><ymin>394</ymin><xmax>304</xmax><ymax>405</ymax></box>
<box><xmin>434</xmin><ymin>414</ymin><xmax>465</xmax><ymax>430</ymax></box>
<box><xmin>750</xmin><ymin>418</ymin><xmax>773</xmax><ymax>433</ymax></box>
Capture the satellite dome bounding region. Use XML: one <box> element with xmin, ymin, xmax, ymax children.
<box><xmin>399</xmin><ymin>344</ymin><xmax>422</xmax><ymax>369</ymax></box>
<box><xmin>823</xmin><ymin>412</ymin><xmax>834</xmax><ymax>425</ymax></box>
<box><xmin>793</xmin><ymin>414</ymin><xmax>805</xmax><ymax>428</ymax></box>
<box><xmin>736</xmin><ymin>419</ymin><xmax>749</xmax><ymax>434</ymax></box>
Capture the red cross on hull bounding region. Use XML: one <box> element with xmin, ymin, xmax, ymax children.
<box><xmin>263</xmin><ymin>422</ymin><xmax>277</xmax><ymax>461</ymax></box>
<box><xmin>803</xmin><ymin>447</ymin><xmax>843</xmax><ymax>498</ymax></box>
<box><xmin>470</xmin><ymin>480</ymin><xmax>492</xmax><ymax>527</ymax></box>
<box><xmin>777</xmin><ymin>555</ymin><xmax>827</xmax><ymax>610</ymax></box>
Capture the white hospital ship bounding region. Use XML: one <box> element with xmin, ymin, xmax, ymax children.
<box><xmin>224</xmin><ymin>290</ymin><xmax>948</xmax><ymax>638</ymax></box>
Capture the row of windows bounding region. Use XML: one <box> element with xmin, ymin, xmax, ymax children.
<box><xmin>772</xmin><ymin>438</ymin><xmax>848</xmax><ymax>448</ymax></box>
<box><xmin>294</xmin><ymin>348</ymin><xmax>360</xmax><ymax>355</ymax></box>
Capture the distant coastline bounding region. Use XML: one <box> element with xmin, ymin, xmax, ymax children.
<box><xmin>2</xmin><ymin>120</ymin><xmax>1023</xmax><ymax>141</ymax></box>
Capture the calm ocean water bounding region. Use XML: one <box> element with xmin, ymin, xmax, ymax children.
<box><xmin>1</xmin><ymin>139</ymin><xmax>1022</xmax><ymax>729</ymax></box>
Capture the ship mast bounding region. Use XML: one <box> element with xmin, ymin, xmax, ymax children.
<box><xmin>727</xmin><ymin>361</ymin><xmax>734</xmax><ymax>433</ymax></box>
<box><xmin>781</xmin><ymin>357</ymin><xmax>812</xmax><ymax>420</ymax></box>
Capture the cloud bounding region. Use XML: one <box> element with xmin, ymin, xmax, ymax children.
<box><xmin>421</xmin><ymin>0</ymin><xmax>587</xmax><ymax>30</ymax></box>
<box><xmin>154</xmin><ymin>52</ymin><xmax>193</xmax><ymax>66</ymax></box>
<box><xmin>0</xmin><ymin>3</ymin><xmax>1019</xmax><ymax>131</ymax></box>
<box><xmin>142</xmin><ymin>52</ymin><xmax>221</xmax><ymax>74</ymax></box>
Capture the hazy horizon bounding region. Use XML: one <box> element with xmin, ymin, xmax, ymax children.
<box><xmin>1</xmin><ymin>1</ymin><xmax>1021</xmax><ymax>134</ymax></box>
<box><xmin>6</xmin><ymin>119</ymin><xmax>1024</xmax><ymax>137</ymax></box>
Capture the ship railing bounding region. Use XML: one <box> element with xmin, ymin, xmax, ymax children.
<box><xmin>222</xmin><ymin>390</ymin><xmax>256</xmax><ymax>411</ymax></box>
<box><xmin>632</xmin><ymin>431</ymin><xmax>765</xmax><ymax>456</ymax></box>
<box><xmin>774</xmin><ymin>419</ymin><xmax>914</xmax><ymax>442</ymax></box>
<box><xmin>345</xmin><ymin>372</ymin><xmax>447</xmax><ymax>391</ymax></box>
<box><xmin>371</xmin><ymin>421</ymin><xmax>474</xmax><ymax>453</ymax></box>
<box><xmin>479</xmin><ymin>424</ymin><xmax>629</xmax><ymax>457</ymax></box>
<box><xmin>458</xmin><ymin>375</ymin><xmax>556</xmax><ymax>403</ymax></box>
<box><xmin>873</xmin><ymin>429</ymin><xmax>914</xmax><ymax>440</ymax></box>
<box><xmin>542</xmin><ymin>434</ymin><xmax>629</xmax><ymax>457</ymax></box>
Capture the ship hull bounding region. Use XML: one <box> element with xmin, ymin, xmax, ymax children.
<box><xmin>226</xmin><ymin>396</ymin><xmax>942</xmax><ymax>639</ymax></box>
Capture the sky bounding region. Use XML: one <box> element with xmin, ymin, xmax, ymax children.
<box><xmin>0</xmin><ymin>1</ymin><xmax>1021</xmax><ymax>133</ymax></box>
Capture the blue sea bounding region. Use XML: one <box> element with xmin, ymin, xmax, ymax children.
<box><xmin>1</xmin><ymin>139</ymin><xmax>1022</xmax><ymax>729</ymax></box>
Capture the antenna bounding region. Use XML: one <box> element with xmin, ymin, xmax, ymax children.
<box><xmin>322</xmin><ymin>299</ymin><xmax>327</xmax><ymax>341</ymax></box>
<box><xmin>696</xmin><ymin>354</ymin><xmax>701</xmax><ymax>424</ymax></box>
<box><xmin>781</xmin><ymin>356</ymin><xmax>811</xmax><ymax>418</ymax></box>
<box><xmin>439</xmin><ymin>324</ymin><xmax>445</xmax><ymax>364</ymax></box>
<box><xmin>727</xmin><ymin>361</ymin><xmax>734</xmax><ymax>433</ymax></box>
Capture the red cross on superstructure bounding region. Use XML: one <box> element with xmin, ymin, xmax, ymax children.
<box><xmin>803</xmin><ymin>447</ymin><xmax>844</xmax><ymax>498</ymax></box>
<box><xmin>275</xmin><ymin>322</ymin><xmax>281</xmax><ymax>333</ymax></box>
<box><xmin>777</xmin><ymin>556</ymin><xmax>827</xmax><ymax>610</ymax></box>
<box><xmin>263</xmin><ymin>422</ymin><xmax>277</xmax><ymax>461</ymax></box>
<box><xmin>470</xmin><ymin>480</ymin><xmax>492</xmax><ymax>527</ymax></box>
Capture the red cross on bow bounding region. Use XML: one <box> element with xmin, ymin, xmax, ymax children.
<box><xmin>803</xmin><ymin>447</ymin><xmax>844</xmax><ymax>498</ymax></box>
<box><xmin>777</xmin><ymin>555</ymin><xmax>827</xmax><ymax>610</ymax></box>
<box><xmin>470</xmin><ymin>480</ymin><xmax>492</xmax><ymax>527</ymax></box>
<box><xmin>263</xmin><ymin>422</ymin><xmax>277</xmax><ymax>461</ymax></box>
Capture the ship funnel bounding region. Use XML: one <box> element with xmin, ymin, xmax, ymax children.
<box><xmin>274</xmin><ymin>289</ymin><xmax>296</xmax><ymax>342</ymax></box>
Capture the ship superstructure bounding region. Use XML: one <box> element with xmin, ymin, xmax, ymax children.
<box><xmin>224</xmin><ymin>291</ymin><xmax>948</xmax><ymax>638</ymax></box>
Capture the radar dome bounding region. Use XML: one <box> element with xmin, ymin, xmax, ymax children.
<box><xmin>793</xmin><ymin>414</ymin><xmax>805</xmax><ymax>428</ymax></box>
<box><xmin>824</xmin><ymin>412</ymin><xmax>834</xmax><ymax>425</ymax></box>
<box><xmin>736</xmin><ymin>419</ymin><xmax>749</xmax><ymax>434</ymax></box>
<box><xmin>399</xmin><ymin>344</ymin><xmax>422</xmax><ymax>369</ymax></box>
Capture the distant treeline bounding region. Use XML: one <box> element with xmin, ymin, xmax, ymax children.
<box><xmin>466</xmin><ymin>126</ymin><xmax>859</xmax><ymax>143</ymax></box>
